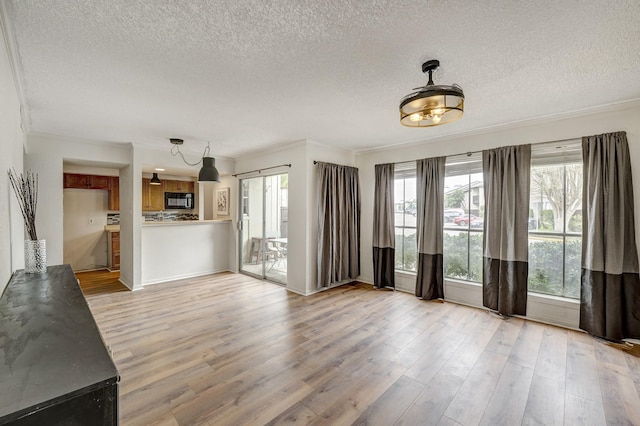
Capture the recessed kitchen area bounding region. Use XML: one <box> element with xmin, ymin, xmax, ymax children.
<box><xmin>62</xmin><ymin>156</ymin><xmax>236</xmax><ymax>287</ymax></box>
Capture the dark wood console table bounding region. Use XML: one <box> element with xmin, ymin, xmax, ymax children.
<box><xmin>0</xmin><ymin>265</ymin><xmax>119</xmax><ymax>425</ymax></box>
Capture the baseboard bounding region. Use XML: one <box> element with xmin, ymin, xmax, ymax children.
<box><xmin>118</xmin><ymin>276</ymin><xmax>135</xmax><ymax>291</ymax></box>
<box><xmin>142</xmin><ymin>268</ymin><xmax>229</xmax><ymax>287</ymax></box>
<box><xmin>525</xmin><ymin>292</ymin><xmax>580</xmax><ymax>329</ymax></box>
<box><xmin>287</xmin><ymin>279</ymin><xmax>359</xmax><ymax>296</ymax></box>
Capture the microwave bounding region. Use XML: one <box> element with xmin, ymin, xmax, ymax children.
<box><xmin>165</xmin><ymin>192</ymin><xmax>194</xmax><ymax>209</ymax></box>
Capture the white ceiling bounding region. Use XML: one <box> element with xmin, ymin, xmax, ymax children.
<box><xmin>5</xmin><ymin>0</ymin><xmax>640</xmax><ymax>159</ymax></box>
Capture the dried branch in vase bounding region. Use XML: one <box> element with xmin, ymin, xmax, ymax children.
<box><xmin>8</xmin><ymin>168</ymin><xmax>39</xmax><ymax>240</ymax></box>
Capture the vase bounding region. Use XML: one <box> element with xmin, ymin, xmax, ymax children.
<box><xmin>25</xmin><ymin>239</ymin><xmax>47</xmax><ymax>274</ymax></box>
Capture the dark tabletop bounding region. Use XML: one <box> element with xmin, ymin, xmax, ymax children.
<box><xmin>0</xmin><ymin>265</ymin><xmax>119</xmax><ymax>421</ymax></box>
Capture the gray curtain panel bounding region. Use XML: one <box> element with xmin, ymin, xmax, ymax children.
<box><xmin>581</xmin><ymin>131</ymin><xmax>640</xmax><ymax>341</ymax></box>
<box><xmin>482</xmin><ymin>144</ymin><xmax>531</xmax><ymax>315</ymax></box>
<box><xmin>373</xmin><ymin>163</ymin><xmax>395</xmax><ymax>289</ymax></box>
<box><xmin>415</xmin><ymin>157</ymin><xmax>446</xmax><ymax>300</ymax></box>
<box><xmin>316</xmin><ymin>162</ymin><xmax>361</xmax><ymax>288</ymax></box>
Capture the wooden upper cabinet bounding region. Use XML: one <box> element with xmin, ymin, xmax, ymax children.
<box><xmin>142</xmin><ymin>179</ymin><xmax>151</xmax><ymax>210</ymax></box>
<box><xmin>183</xmin><ymin>181</ymin><xmax>195</xmax><ymax>193</ymax></box>
<box><xmin>142</xmin><ymin>178</ymin><xmax>164</xmax><ymax>211</ymax></box>
<box><xmin>63</xmin><ymin>173</ymin><xmax>119</xmax><ymax>210</ymax></box>
<box><xmin>108</xmin><ymin>177</ymin><xmax>119</xmax><ymax>211</ymax></box>
<box><xmin>163</xmin><ymin>179</ymin><xmax>194</xmax><ymax>193</ymax></box>
<box><xmin>89</xmin><ymin>175</ymin><xmax>110</xmax><ymax>189</ymax></box>
<box><xmin>63</xmin><ymin>173</ymin><xmax>111</xmax><ymax>189</ymax></box>
<box><xmin>64</xmin><ymin>173</ymin><xmax>89</xmax><ymax>188</ymax></box>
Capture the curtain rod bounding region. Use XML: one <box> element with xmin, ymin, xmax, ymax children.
<box><xmin>380</xmin><ymin>136</ymin><xmax>582</xmax><ymax>167</ymax></box>
<box><xmin>313</xmin><ymin>161</ymin><xmax>358</xmax><ymax>168</ymax></box>
<box><xmin>232</xmin><ymin>163</ymin><xmax>291</xmax><ymax>177</ymax></box>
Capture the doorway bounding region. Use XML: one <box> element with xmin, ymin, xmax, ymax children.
<box><xmin>239</xmin><ymin>173</ymin><xmax>288</xmax><ymax>284</ymax></box>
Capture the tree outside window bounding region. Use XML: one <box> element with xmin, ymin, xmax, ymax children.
<box><xmin>528</xmin><ymin>162</ymin><xmax>582</xmax><ymax>298</ymax></box>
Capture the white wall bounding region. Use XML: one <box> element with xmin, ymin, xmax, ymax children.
<box><xmin>63</xmin><ymin>164</ymin><xmax>119</xmax><ymax>177</ymax></box>
<box><xmin>356</xmin><ymin>100</ymin><xmax>640</xmax><ymax>328</ymax></box>
<box><xmin>118</xmin><ymin>149</ymin><xmax>139</xmax><ymax>290</ymax></box>
<box><xmin>141</xmin><ymin>222</ymin><xmax>231</xmax><ymax>285</ymax></box>
<box><xmin>235</xmin><ymin>140</ymin><xmax>356</xmax><ymax>295</ymax></box>
<box><xmin>0</xmin><ymin>17</ymin><xmax>27</xmax><ymax>293</ymax></box>
<box><xmin>25</xmin><ymin>134</ymin><xmax>130</xmax><ymax>265</ymax></box>
<box><xmin>235</xmin><ymin>141</ymin><xmax>308</xmax><ymax>294</ymax></box>
<box><xmin>203</xmin><ymin>183</ymin><xmax>214</xmax><ymax>220</ymax></box>
<box><xmin>63</xmin><ymin>189</ymin><xmax>109</xmax><ymax>270</ymax></box>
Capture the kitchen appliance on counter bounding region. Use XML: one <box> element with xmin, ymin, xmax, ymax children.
<box><xmin>165</xmin><ymin>192</ymin><xmax>194</xmax><ymax>209</ymax></box>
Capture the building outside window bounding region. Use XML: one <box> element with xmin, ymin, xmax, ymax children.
<box><xmin>393</xmin><ymin>145</ymin><xmax>582</xmax><ymax>301</ymax></box>
<box><xmin>443</xmin><ymin>153</ymin><xmax>484</xmax><ymax>282</ymax></box>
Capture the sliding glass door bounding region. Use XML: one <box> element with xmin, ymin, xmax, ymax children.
<box><xmin>239</xmin><ymin>173</ymin><xmax>288</xmax><ymax>284</ymax></box>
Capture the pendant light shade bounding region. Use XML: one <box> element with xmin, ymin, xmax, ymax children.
<box><xmin>170</xmin><ymin>138</ymin><xmax>221</xmax><ymax>183</ymax></box>
<box><xmin>198</xmin><ymin>157</ymin><xmax>220</xmax><ymax>183</ymax></box>
<box><xmin>400</xmin><ymin>59</ymin><xmax>464</xmax><ymax>127</ymax></box>
<box><xmin>150</xmin><ymin>172</ymin><xmax>162</xmax><ymax>185</ymax></box>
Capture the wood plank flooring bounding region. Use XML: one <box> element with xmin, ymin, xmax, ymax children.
<box><xmin>77</xmin><ymin>271</ymin><xmax>640</xmax><ymax>425</ymax></box>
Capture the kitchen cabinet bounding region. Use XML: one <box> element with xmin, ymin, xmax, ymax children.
<box><xmin>107</xmin><ymin>231</ymin><xmax>120</xmax><ymax>271</ymax></box>
<box><xmin>163</xmin><ymin>179</ymin><xmax>194</xmax><ymax>193</ymax></box>
<box><xmin>63</xmin><ymin>173</ymin><xmax>111</xmax><ymax>189</ymax></box>
<box><xmin>90</xmin><ymin>175</ymin><xmax>111</xmax><ymax>189</ymax></box>
<box><xmin>142</xmin><ymin>178</ymin><xmax>164</xmax><ymax>211</ymax></box>
<box><xmin>64</xmin><ymin>173</ymin><xmax>89</xmax><ymax>188</ymax></box>
<box><xmin>108</xmin><ymin>177</ymin><xmax>119</xmax><ymax>211</ymax></box>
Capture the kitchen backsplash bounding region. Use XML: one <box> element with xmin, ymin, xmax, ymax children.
<box><xmin>142</xmin><ymin>212</ymin><xmax>199</xmax><ymax>222</ymax></box>
<box><xmin>107</xmin><ymin>212</ymin><xmax>199</xmax><ymax>224</ymax></box>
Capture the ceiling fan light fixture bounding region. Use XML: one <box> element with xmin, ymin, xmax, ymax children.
<box><xmin>399</xmin><ymin>59</ymin><xmax>464</xmax><ymax>127</ymax></box>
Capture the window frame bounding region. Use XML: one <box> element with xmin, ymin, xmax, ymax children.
<box><xmin>443</xmin><ymin>153</ymin><xmax>484</xmax><ymax>283</ymax></box>
<box><xmin>528</xmin><ymin>156</ymin><xmax>583</xmax><ymax>299</ymax></box>
<box><xmin>394</xmin><ymin>165</ymin><xmax>417</xmax><ymax>273</ymax></box>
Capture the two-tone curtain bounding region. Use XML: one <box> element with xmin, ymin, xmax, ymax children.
<box><xmin>373</xmin><ymin>163</ymin><xmax>395</xmax><ymax>289</ymax></box>
<box><xmin>415</xmin><ymin>157</ymin><xmax>445</xmax><ymax>300</ymax></box>
<box><xmin>482</xmin><ymin>145</ymin><xmax>531</xmax><ymax>315</ymax></box>
<box><xmin>317</xmin><ymin>162</ymin><xmax>361</xmax><ymax>288</ymax></box>
<box><xmin>581</xmin><ymin>131</ymin><xmax>640</xmax><ymax>341</ymax></box>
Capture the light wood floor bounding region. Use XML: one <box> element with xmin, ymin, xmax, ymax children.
<box><xmin>77</xmin><ymin>271</ymin><xmax>640</xmax><ymax>425</ymax></box>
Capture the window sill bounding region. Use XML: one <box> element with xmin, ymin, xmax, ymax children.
<box><xmin>527</xmin><ymin>291</ymin><xmax>580</xmax><ymax>306</ymax></box>
<box><xmin>444</xmin><ymin>277</ymin><xmax>482</xmax><ymax>287</ymax></box>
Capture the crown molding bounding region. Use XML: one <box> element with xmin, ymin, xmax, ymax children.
<box><xmin>0</xmin><ymin>0</ymin><xmax>30</xmax><ymax>133</ymax></box>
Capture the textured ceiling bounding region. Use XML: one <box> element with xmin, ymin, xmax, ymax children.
<box><xmin>5</xmin><ymin>0</ymin><xmax>640</xmax><ymax>158</ymax></box>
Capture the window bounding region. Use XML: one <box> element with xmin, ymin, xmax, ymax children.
<box><xmin>443</xmin><ymin>153</ymin><xmax>484</xmax><ymax>282</ymax></box>
<box><xmin>392</xmin><ymin>143</ymin><xmax>582</xmax><ymax>300</ymax></box>
<box><xmin>528</xmin><ymin>144</ymin><xmax>582</xmax><ymax>298</ymax></box>
<box><xmin>394</xmin><ymin>164</ymin><xmax>417</xmax><ymax>272</ymax></box>
<box><xmin>241</xmin><ymin>180</ymin><xmax>250</xmax><ymax>216</ymax></box>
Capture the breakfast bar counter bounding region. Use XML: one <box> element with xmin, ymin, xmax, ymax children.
<box><xmin>141</xmin><ymin>220</ymin><xmax>232</xmax><ymax>285</ymax></box>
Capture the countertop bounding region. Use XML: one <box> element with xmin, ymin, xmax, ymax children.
<box><xmin>0</xmin><ymin>265</ymin><xmax>119</xmax><ymax>422</ymax></box>
<box><xmin>105</xmin><ymin>220</ymin><xmax>231</xmax><ymax>231</ymax></box>
<box><xmin>142</xmin><ymin>219</ymin><xmax>231</xmax><ymax>226</ymax></box>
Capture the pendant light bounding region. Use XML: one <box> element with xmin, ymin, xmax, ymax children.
<box><xmin>399</xmin><ymin>59</ymin><xmax>464</xmax><ymax>127</ymax></box>
<box><xmin>170</xmin><ymin>138</ymin><xmax>221</xmax><ymax>183</ymax></box>
<box><xmin>149</xmin><ymin>172</ymin><xmax>162</xmax><ymax>185</ymax></box>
